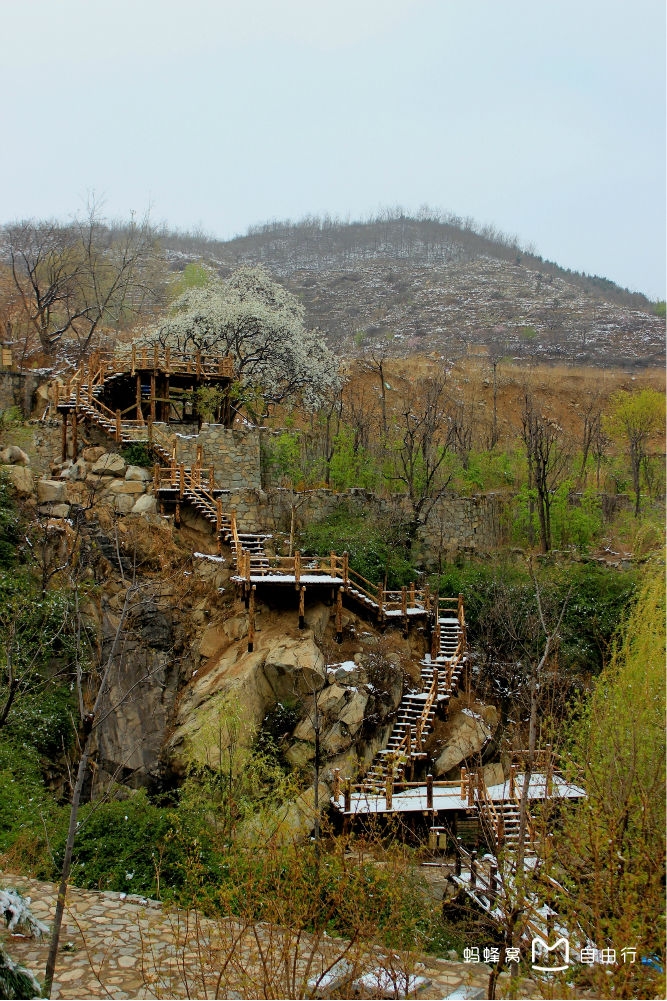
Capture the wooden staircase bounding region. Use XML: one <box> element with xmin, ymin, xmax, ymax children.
<box><xmin>361</xmin><ymin>610</ymin><xmax>466</xmax><ymax>792</ymax></box>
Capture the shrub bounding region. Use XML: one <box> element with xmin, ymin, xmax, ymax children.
<box><xmin>121</xmin><ymin>443</ymin><xmax>153</xmax><ymax>468</ymax></box>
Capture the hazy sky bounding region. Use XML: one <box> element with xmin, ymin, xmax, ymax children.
<box><xmin>1</xmin><ymin>0</ymin><xmax>665</xmax><ymax>298</ymax></box>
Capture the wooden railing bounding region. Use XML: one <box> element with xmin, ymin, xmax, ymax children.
<box><xmin>333</xmin><ymin>769</ymin><xmax>462</xmax><ymax>813</ymax></box>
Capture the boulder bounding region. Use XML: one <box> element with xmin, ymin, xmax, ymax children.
<box><xmin>108</xmin><ymin>480</ymin><xmax>146</xmax><ymax>494</ymax></box>
<box><xmin>338</xmin><ymin>690</ymin><xmax>368</xmax><ymax>733</ymax></box>
<box><xmin>270</xmin><ymin>783</ymin><xmax>330</xmax><ymax>844</ymax></box>
<box><xmin>114</xmin><ymin>494</ymin><xmax>135</xmax><ymax>514</ymax></box>
<box><xmin>262</xmin><ymin>637</ymin><xmax>326</xmax><ymax>699</ymax></box>
<box><xmin>321</xmin><ymin>721</ymin><xmax>352</xmax><ymax>755</ymax></box>
<box><xmin>0</xmin><ymin>446</ymin><xmax>29</xmax><ymax>465</ymax></box>
<box><xmin>482</xmin><ymin>762</ymin><xmax>505</xmax><ymax>788</ymax></box>
<box><xmin>82</xmin><ymin>446</ymin><xmax>106</xmax><ymax>462</ymax></box>
<box><xmin>2</xmin><ymin>464</ymin><xmax>34</xmax><ymax>496</ymax></box>
<box><xmin>317</xmin><ymin>684</ymin><xmax>349</xmax><ymax>718</ymax></box>
<box><xmin>131</xmin><ymin>494</ymin><xmax>157</xmax><ymax>515</ymax></box>
<box><xmin>37</xmin><ymin>479</ymin><xmax>67</xmax><ymax>504</ymax></box>
<box><xmin>284</xmin><ymin>741</ymin><xmax>315</xmax><ymax>767</ymax></box>
<box><xmin>60</xmin><ymin>459</ymin><xmax>87</xmax><ymax>481</ymax></box>
<box><xmin>91</xmin><ymin>453</ymin><xmax>126</xmax><ymax>476</ymax></box>
<box><xmin>432</xmin><ymin>710</ymin><xmax>492</xmax><ymax>777</ymax></box>
<box><xmin>125</xmin><ymin>465</ymin><xmax>151</xmax><ymax>481</ymax></box>
<box><xmin>38</xmin><ymin>503</ymin><xmax>70</xmax><ymax>519</ymax></box>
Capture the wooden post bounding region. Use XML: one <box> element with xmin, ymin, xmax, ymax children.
<box><xmin>75</xmin><ymin>381</ymin><xmax>81</xmax><ymax>406</ymax></box>
<box><xmin>179</xmin><ymin>463</ymin><xmax>185</xmax><ymax>499</ymax></box>
<box><xmin>165</xmin><ymin>345</ymin><xmax>171</xmax><ymax>373</ymax></box>
<box><xmin>415</xmin><ymin>718</ymin><xmax>422</xmax><ymax>753</ymax></box>
<box><xmin>53</xmin><ymin>382</ymin><xmax>60</xmax><ymax>409</ymax></box>
<box><xmin>71</xmin><ymin>410</ymin><xmax>78</xmax><ymax>461</ymax></box>
<box><xmin>510</xmin><ymin>763</ymin><xmax>516</xmax><ymax>799</ymax></box>
<box><xmin>335</xmin><ymin>587</ymin><xmax>343</xmax><ymax>643</ymax></box>
<box><xmin>153</xmin><ymin>463</ymin><xmax>160</xmax><ymax>491</ymax></box>
<box><xmin>401</xmin><ymin>586</ymin><xmax>407</xmax><ymax>617</ymax></box>
<box><xmin>330</xmin><ymin>550</ymin><xmax>336</xmax><ymax>576</ymax></box>
<box><xmin>342</xmin><ymin>551</ymin><xmax>349</xmax><ymax>587</ymax></box>
<box><xmin>131</xmin><ymin>343</ymin><xmax>136</xmax><ymax>375</ymax></box>
<box><xmin>153</xmin><ymin>343</ymin><xmax>159</xmax><ymax>372</ymax></box>
<box><xmin>333</xmin><ymin>768</ymin><xmax>341</xmax><ymax>803</ymax></box>
<box><xmin>426</xmin><ymin>772</ymin><xmax>434</xmax><ymax>810</ymax></box>
<box><xmin>298</xmin><ymin>585</ymin><xmax>305</xmax><ymax>630</ymax></box>
<box><xmin>294</xmin><ymin>550</ymin><xmax>301</xmax><ymax>584</ymax></box>
<box><xmin>468</xmin><ymin>770</ymin><xmax>475</xmax><ymax>807</ymax></box>
<box><xmin>385</xmin><ymin>760</ymin><xmax>393</xmax><ymax>810</ymax></box>
<box><xmin>216</xmin><ymin>497</ymin><xmax>222</xmax><ymax>534</ymax></box>
<box><xmin>489</xmin><ymin>864</ymin><xmax>498</xmax><ymax>904</ymax></box>
<box><xmin>460</xmin><ymin>766</ymin><xmax>467</xmax><ymax>800</ymax></box>
<box><xmin>136</xmin><ymin>374</ymin><xmax>143</xmax><ymax>423</ymax></box>
<box><xmin>469</xmin><ymin>850</ymin><xmax>477</xmax><ymax>887</ymax></box>
<box><xmin>410</xmin><ymin>581</ymin><xmax>415</xmax><ymax>606</ymax></box>
<box><xmin>115</xmin><ymin>409</ymin><xmax>121</xmax><ymax>442</ymax></box>
<box><xmin>247</xmin><ymin>585</ymin><xmax>256</xmax><ymax>653</ymax></box>
<box><xmin>406</xmin><ymin>724</ymin><xmax>412</xmax><ymax>760</ymax></box>
<box><xmin>209</xmin><ymin>465</ymin><xmax>215</xmax><ymax>490</ymax></box>
<box><xmin>497</xmin><ymin>810</ymin><xmax>505</xmax><ymax>849</ymax></box>
<box><xmin>433</xmin><ymin>667</ymin><xmax>439</xmax><ymax>696</ymax></box>
<box><xmin>344</xmin><ymin>777</ymin><xmax>351</xmax><ymax>813</ymax></box>
<box><xmin>150</xmin><ymin>373</ymin><xmax>156</xmax><ymax>423</ymax></box>
<box><xmin>377</xmin><ymin>584</ymin><xmax>384</xmax><ymax>618</ymax></box>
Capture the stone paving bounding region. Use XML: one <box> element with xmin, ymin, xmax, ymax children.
<box><xmin>0</xmin><ymin>873</ymin><xmax>511</xmax><ymax>1000</ymax></box>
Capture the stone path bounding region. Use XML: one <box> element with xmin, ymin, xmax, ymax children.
<box><xmin>1</xmin><ymin>873</ymin><xmax>514</xmax><ymax>999</ymax></box>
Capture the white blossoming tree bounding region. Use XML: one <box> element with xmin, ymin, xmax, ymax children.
<box><xmin>150</xmin><ymin>266</ymin><xmax>340</xmax><ymax>424</ymax></box>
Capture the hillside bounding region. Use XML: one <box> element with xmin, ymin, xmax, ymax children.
<box><xmin>158</xmin><ymin>214</ymin><xmax>665</xmax><ymax>367</ymax></box>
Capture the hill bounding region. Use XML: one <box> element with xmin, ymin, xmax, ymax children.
<box><xmin>157</xmin><ymin>213</ymin><xmax>665</xmax><ymax>368</ymax></box>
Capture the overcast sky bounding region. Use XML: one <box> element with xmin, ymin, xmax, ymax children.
<box><xmin>1</xmin><ymin>0</ymin><xmax>664</xmax><ymax>298</ymax></box>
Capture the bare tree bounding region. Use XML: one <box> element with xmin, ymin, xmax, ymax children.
<box><xmin>2</xmin><ymin>203</ymin><xmax>158</xmax><ymax>362</ymax></box>
<box><xmin>389</xmin><ymin>374</ymin><xmax>454</xmax><ymax>539</ymax></box>
<box><xmin>521</xmin><ymin>393</ymin><xmax>571</xmax><ymax>552</ymax></box>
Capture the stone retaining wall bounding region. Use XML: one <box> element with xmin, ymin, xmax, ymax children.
<box><xmin>225</xmin><ymin>486</ymin><xmax>508</xmax><ymax>568</ymax></box>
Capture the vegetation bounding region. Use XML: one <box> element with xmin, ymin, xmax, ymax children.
<box><xmin>550</xmin><ymin>557</ymin><xmax>666</xmax><ymax>998</ymax></box>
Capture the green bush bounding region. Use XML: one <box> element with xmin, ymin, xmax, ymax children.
<box><xmin>300</xmin><ymin>506</ymin><xmax>415</xmax><ymax>589</ymax></box>
<box><xmin>5</xmin><ymin>685</ymin><xmax>76</xmax><ymax>758</ymax></box>
<box><xmin>435</xmin><ymin>558</ymin><xmax>637</xmax><ymax>675</ymax></box>
<box><xmin>121</xmin><ymin>443</ymin><xmax>153</xmax><ymax>468</ymax></box>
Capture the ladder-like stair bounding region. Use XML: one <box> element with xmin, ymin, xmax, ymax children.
<box><xmin>361</xmin><ymin>614</ymin><xmax>465</xmax><ymax>792</ymax></box>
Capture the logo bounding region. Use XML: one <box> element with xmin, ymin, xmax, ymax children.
<box><xmin>531</xmin><ymin>935</ymin><xmax>570</xmax><ymax>972</ymax></box>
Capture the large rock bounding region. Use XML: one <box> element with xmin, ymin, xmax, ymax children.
<box><xmin>114</xmin><ymin>494</ymin><xmax>135</xmax><ymax>514</ymax></box>
<box><xmin>125</xmin><ymin>465</ymin><xmax>151</xmax><ymax>481</ymax></box>
<box><xmin>132</xmin><ymin>494</ymin><xmax>157</xmax><ymax>514</ymax></box>
<box><xmin>83</xmin><ymin>446</ymin><xmax>106</xmax><ymax>462</ymax></box>
<box><xmin>0</xmin><ymin>445</ymin><xmax>29</xmax><ymax>465</ymax></box>
<box><xmin>432</xmin><ymin>710</ymin><xmax>492</xmax><ymax>776</ymax></box>
<box><xmin>107</xmin><ymin>479</ymin><xmax>146</xmax><ymax>494</ymax></box>
<box><xmin>37</xmin><ymin>479</ymin><xmax>67</xmax><ymax>504</ymax></box>
<box><xmin>91</xmin><ymin>453</ymin><xmax>126</xmax><ymax>476</ymax></box>
<box><xmin>2</xmin><ymin>464</ymin><xmax>34</xmax><ymax>496</ymax></box>
<box><xmin>39</xmin><ymin>503</ymin><xmax>70</xmax><ymax>519</ymax></box>
<box><xmin>338</xmin><ymin>690</ymin><xmax>368</xmax><ymax>733</ymax></box>
<box><xmin>263</xmin><ymin>637</ymin><xmax>326</xmax><ymax>699</ymax></box>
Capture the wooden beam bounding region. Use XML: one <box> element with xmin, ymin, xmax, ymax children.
<box><xmin>61</xmin><ymin>411</ymin><xmax>68</xmax><ymax>462</ymax></box>
<box><xmin>247</xmin><ymin>585</ymin><xmax>256</xmax><ymax>652</ymax></box>
<box><xmin>335</xmin><ymin>587</ymin><xmax>343</xmax><ymax>643</ymax></box>
<box><xmin>298</xmin><ymin>585</ymin><xmax>306</xmax><ymax>630</ymax></box>
<box><xmin>71</xmin><ymin>410</ymin><xmax>78</xmax><ymax>461</ymax></box>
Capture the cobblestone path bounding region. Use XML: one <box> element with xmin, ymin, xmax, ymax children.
<box><xmin>2</xmin><ymin>874</ymin><xmax>497</xmax><ymax>999</ymax></box>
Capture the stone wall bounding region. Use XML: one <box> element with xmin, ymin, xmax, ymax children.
<box><xmin>0</xmin><ymin>371</ymin><xmax>47</xmax><ymax>416</ymax></box>
<box><xmin>224</xmin><ymin>486</ymin><xmax>507</xmax><ymax>568</ymax></box>
<box><xmin>159</xmin><ymin>423</ymin><xmax>262</xmax><ymax>492</ymax></box>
